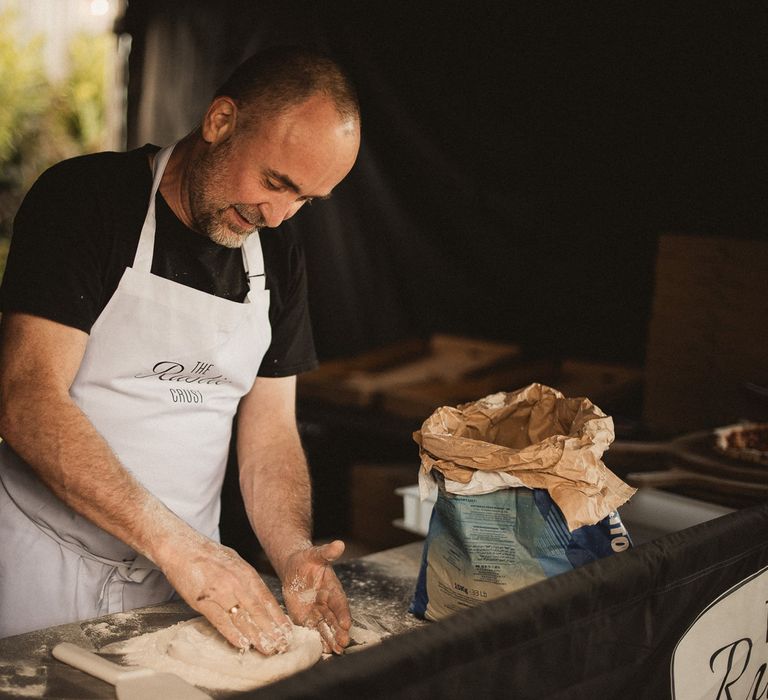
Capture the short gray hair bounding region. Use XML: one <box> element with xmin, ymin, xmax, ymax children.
<box><xmin>214</xmin><ymin>45</ymin><xmax>360</xmax><ymax>124</ymax></box>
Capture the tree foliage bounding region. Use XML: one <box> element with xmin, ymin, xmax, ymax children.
<box><xmin>0</xmin><ymin>6</ymin><xmax>112</xmax><ymax>277</ymax></box>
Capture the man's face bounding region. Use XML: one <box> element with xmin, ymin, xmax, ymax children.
<box><xmin>188</xmin><ymin>94</ymin><xmax>360</xmax><ymax>248</ymax></box>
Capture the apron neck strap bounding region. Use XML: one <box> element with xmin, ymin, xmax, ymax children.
<box><xmin>242</xmin><ymin>231</ymin><xmax>266</xmax><ymax>292</ymax></box>
<box><xmin>132</xmin><ymin>144</ymin><xmax>175</xmax><ymax>271</ymax></box>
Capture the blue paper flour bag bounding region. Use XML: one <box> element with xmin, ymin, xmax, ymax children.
<box><xmin>409</xmin><ymin>383</ymin><xmax>635</xmax><ymax>621</ymax></box>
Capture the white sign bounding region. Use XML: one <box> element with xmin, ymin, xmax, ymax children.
<box><xmin>671</xmin><ymin>565</ymin><xmax>768</xmax><ymax>699</ymax></box>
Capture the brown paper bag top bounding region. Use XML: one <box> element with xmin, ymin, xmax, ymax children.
<box><xmin>413</xmin><ymin>383</ymin><xmax>635</xmax><ymax>530</ymax></box>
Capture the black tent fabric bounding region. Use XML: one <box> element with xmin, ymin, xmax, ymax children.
<box><xmin>243</xmin><ymin>502</ymin><xmax>768</xmax><ymax>699</ymax></box>
<box><xmin>120</xmin><ymin>2</ymin><xmax>767</xmax><ymax>365</ymax></box>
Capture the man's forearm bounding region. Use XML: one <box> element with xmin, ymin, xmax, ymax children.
<box><xmin>0</xmin><ymin>312</ymin><xmax>195</xmax><ymax>564</ymax></box>
<box><xmin>238</xmin><ymin>424</ymin><xmax>315</xmax><ymax>581</ymax></box>
<box><xmin>0</xmin><ymin>384</ymin><xmax>193</xmax><ymax>564</ymax></box>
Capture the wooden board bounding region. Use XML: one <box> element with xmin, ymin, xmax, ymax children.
<box><xmin>299</xmin><ymin>334</ymin><xmax>643</xmax><ymax>421</ymax></box>
<box><xmin>299</xmin><ymin>334</ymin><xmax>521</xmax><ymax>409</ymax></box>
<box><xmin>643</xmin><ymin>234</ymin><xmax>768</xmax><ymax>434</ymax></box>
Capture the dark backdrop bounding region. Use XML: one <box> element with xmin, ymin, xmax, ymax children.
<box><xmin>119</xmin><ymin>2</ymin><xmax>766</xmax><ymax>365</ymax></box>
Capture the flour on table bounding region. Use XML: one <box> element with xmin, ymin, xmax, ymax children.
<box><xmin>102</xmin><ymin>617</ymin><xmax>322</xmax><ymax>693</ymax></box>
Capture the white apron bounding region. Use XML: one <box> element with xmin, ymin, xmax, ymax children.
<box><xmin>0</xmin><ymin>145</ymin><xmax>272</xmax><ymax>637</ymax></box>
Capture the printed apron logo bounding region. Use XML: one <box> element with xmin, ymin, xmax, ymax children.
<box><xmin>671</xmin><ymin>565</ymin><xmax>768</xmax><ymax>699</ymax></box>
<box><xmin>135</xmin><ymin>360</ymin><xmax>232</xmax><ymax>404</ymax></box>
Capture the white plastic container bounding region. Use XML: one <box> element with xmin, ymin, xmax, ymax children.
<box><xmin>394</xmin><ymin>484</ymin><xmax>436</xmax><ymax>536</ymax></box>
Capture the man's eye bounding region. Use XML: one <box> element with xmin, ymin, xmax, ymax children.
<box><xmin>265</xmin><ymin>180</ymin><xmax>282</xmax><ymax>191</ymax></box>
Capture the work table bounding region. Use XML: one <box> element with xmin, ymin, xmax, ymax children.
<box><xmin>6</xmin><ymin>505</ymin><xmax>768</xmax><ymax>699</ymax></box>
<box><xmin>0</xmin><ymin>542</ymin><xmax>426</xmax><ymax>699</ymax></box>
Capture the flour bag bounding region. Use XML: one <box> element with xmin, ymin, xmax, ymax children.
<box><xmin>409</xmin><ymin>383</ymin><xmax>635</xmax><ymax>621</ymax></box>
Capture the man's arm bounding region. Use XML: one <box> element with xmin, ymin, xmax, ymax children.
<box><xmin>0</xmin><ymin>312</ymin><xmax>291</xmax><ymax>654</ymax></box>
<box><xmin>237</xmin><ymin>375</ymin><xmax>352</xmax><ymax>653</ymax></box>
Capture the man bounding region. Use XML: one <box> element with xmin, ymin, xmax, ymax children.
<box><xmin>0</xmin><ymin>46</ymin><xmax>360</xmax><ymax>656</ymax></box>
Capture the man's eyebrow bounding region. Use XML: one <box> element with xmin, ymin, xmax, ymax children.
<box><xmin>265</xmin><ymin>169</ymin><xmax>333</xmax><ymax>200</ymax></box>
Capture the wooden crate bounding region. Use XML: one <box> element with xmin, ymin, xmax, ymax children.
<box><xmin>298</xmin><ymin>334</ymin><xmax>520</xmax><ymax>408</ymax></box>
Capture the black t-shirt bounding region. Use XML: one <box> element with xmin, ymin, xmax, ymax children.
<box><xmin>0</xmin><ymin>145</ymin><xmax>317</xmax><ymax>377</ymax></box>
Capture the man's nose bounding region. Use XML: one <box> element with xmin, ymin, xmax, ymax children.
<box><xmin>259</xmin><ymin>199</ymin><xmax>294</xmax><ymax>228</ymax></box>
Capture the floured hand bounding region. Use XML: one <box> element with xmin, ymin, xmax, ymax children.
<box><xmin>280</xmin><ymin>539</ymin><xmax>352</xmax><ymax>654</ymax></box>
<box><xmin>159</xmin><ymin>533</ymin><xmax>293</xmax><ymax>656</ymax></box>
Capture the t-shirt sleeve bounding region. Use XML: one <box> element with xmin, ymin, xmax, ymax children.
<box><xmin>0</xmin><ymin>161</ymin><xmax>107</xmax><ymax>332</ymax></box>
<box><xmin>258</xmin><ymin>230</ymin><xmax>318</xmax><ymax>377</ymax></box>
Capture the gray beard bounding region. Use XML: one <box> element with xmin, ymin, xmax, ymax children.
<box><xmin>208</xmin><ymin>223</ymin><xmax>252</xmax><ymax>248</ymax></box>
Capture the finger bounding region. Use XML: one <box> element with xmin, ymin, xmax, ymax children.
<box><xmin>232</xmin><ymin>604</ymin><xmax>290</xmax><ymax>655</ymax></box>
<box><xmin>318</xmin><ymin>620</ymin><xmax>339</xmax><ymax>654</ymax></box>
<box><xmin>324</xmin><ymin>576</ymin><xmax>352</xmax><ymax>631</ymax></box>
<box><xmin>297</xmin><ymin>575</ymin><xmax>351</xmax><ymax>636</ymax></box>
<box><xmin>318</xmin><ymin>616</ymin><xmax>346</xmax><ymax>655</ymax></box>
<box><xmin>331</xmin><ymin>600</ymin><xmax>352</xmax><ymax>632</ymax></box>
<box><xmin>197</xmin><ymin>600</ymin><xmax>253</xmax><ymax>650</ymax></box>
<box><xmin>245</xmin><ymin>576</ymin><xmax>292</xmax><ymax>627</ymax></box>
<box><xmin>306</xmin><ymin>606</ymin><xmax>346</xmax><ymax>654</ymax></box>
<box><xmin>262</xmin><ymin>596</ymin><xmax>294</xmax><ymax>644</ymax></box>
<box><xmin>312</xmin><ymin>539</ymin><xmax>345</xmax><ymax>564</ymax></box>
<box><xmin>240</xmin><ymin>578</ymin><xmax>293</xmax><ymax>652</ymax></box>
<box><xmin>312</xmin><ymin>591</ymin><xmax>350</xmax><ymax>632</ymax></box>
<box><xmin>322</xmin><ymin>607</ymin><xmax>350</xmax><ymax>649</ymax></box>
<box><xmin>306</xmin><ymin>611</ymin><xmax>337</xmax><ymax>654</ymax></box>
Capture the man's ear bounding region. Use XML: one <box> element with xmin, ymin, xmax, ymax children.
<box><xmin>201</xmin><ymin>96</ymin><xmax>237</xmax><ymax>144</ymax></box>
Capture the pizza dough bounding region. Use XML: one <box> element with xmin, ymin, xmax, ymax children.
<box><xmin>103</xmin><ymin>617</ymin><xmax>322</xmax><ymax>692</ymax></box>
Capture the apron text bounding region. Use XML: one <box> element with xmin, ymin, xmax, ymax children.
<box><xmin>135</xmin><ymin>361</ymin><xmax>231</xmax><ymax>385</ymax></box>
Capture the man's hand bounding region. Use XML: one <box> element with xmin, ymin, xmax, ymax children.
<box><xmin>280</xmin><ymin>540</ymin><xmax>352</xmax><ymax>654</ymax></box>
<box><xmin>160</xmin><ymin>533</ymin><xmax>293</xmax><ymax>656</ymax></box>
